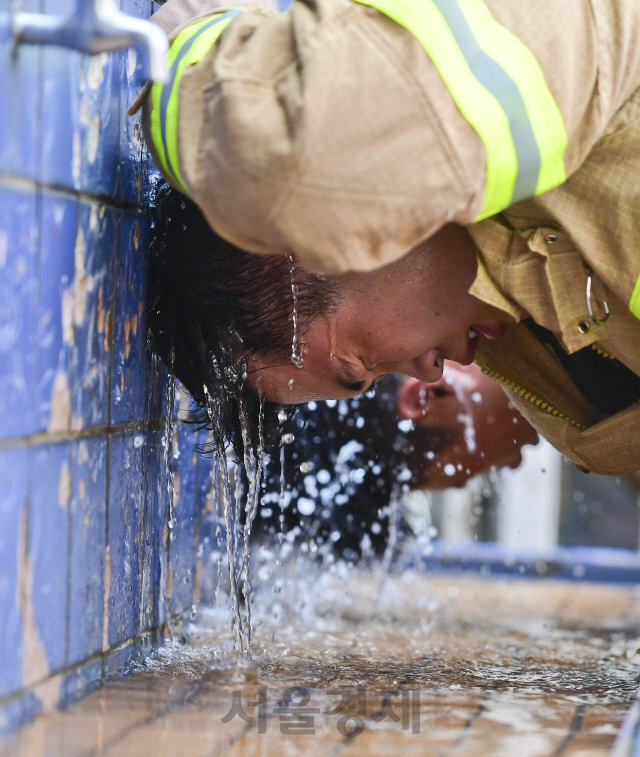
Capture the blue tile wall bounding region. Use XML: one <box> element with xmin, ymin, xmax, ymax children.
<box><xmin>67</xmin><ymin>437</ymin><xmax>107</xmax><ymax>666</ymax></box>
<box><xmin>36</xmin><ymin>191</ymin><xmax>76</xmax><ymax>432</ymax></box>
<box><xmin>0</xmin><ymin>447</ymin><xmax>27</xmax><ymax>698</ymax></box>
<box><xmin>28</xmin><ymin>442</ymin><xmax>71</xmax><ymax>675</ymax></box>
<box><xmin>71</xmin><ymin>202</ymin><xmax>116</xmax><ymax>429</ymax></box>
<box><xmin>0</xmin><ymin>0</ymin><xmax>215</xmax><ymax>734</ymax></box>
<box><xmin>112</xmin><ymin>212</ymin><xmax>150</xmax><ymax>425</ymax></box>
<box><xmin>0</xmin><ymin>187</ymin><xmax>38</xmax><ymax>440</ymax></box>
<box><xmin>169</xmin><ymin>424</ymin><xmax>199</xmax><ymax>616</ymax></box>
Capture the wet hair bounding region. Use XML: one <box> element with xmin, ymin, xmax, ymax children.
<box><xmin>146</xmin><ymin>182</ymin><xmax>341</xmax><ymax>457</ymax></box>
<box><xmin>256</xmin><ymin>376</ymin><xmax>451</xmax><ymax>556</ymax></box>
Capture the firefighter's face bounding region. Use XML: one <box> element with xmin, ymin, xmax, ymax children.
<box><xmin>248</xmin><ymin>224</ymin><xmax>515</xmax><ymax>404</ymax></box>
<box><xmin>397</xmin><ymin>364</ymin><xmax>540</xmax><ymax>488</ymax></box>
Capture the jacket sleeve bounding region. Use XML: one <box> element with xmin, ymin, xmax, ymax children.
<box><xmin>141</xmin><ymin>0</ymin><xmax>489</xmax><ymax>273</ymax></box>
<box><xmin>140</xmin><ymin>0</ymin><xmax>619</xmax><ymax>274</ymax></box>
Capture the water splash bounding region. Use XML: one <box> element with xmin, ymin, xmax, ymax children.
<box><xmin>163</xmin><ymin>370</ymin><xmax>177</xmax><ymax>540</ymax></box>
<box><xmin>288</xmin><ymin>254</ymin><xmax>304</xmax><ymax>369</ymax></box>
<box><xmin>202</xmin><ymin>381</ymin><xmax>266</xmax><ymax>658</ymax></box>
<box><xmin>448</xmin><ymin>373</ymin><xmax>477</xmax><ymax>454</ymax></box>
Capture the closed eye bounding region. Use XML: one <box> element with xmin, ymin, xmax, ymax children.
<box><xmin>337</xmin><ymin>378</ymin><xmax>367</xmax><ymax>393</ymax></box>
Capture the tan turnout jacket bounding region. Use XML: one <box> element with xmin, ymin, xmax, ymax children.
<box><xmin>138</xmin><ymin>0</ymin><xmax>640</xmax><ymax>474</ymax></box>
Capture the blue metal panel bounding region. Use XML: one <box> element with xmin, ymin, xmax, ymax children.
<box><xmin>0</xmin><ymin>186</ymin><xmax>38</xmax><ymax>440</ymax></box>
<box><xmin>29</xmin><ymin>441</ymin><xmax>70</xmax><ymax>675</ymax></box>
<box><xmin>72</xmin><ymin>202</ymin><xmax>116</xmax><ymax>428</ymax></box>
<box><xmin>36</xmin><ymin>191</ymin><xmax>76</xmax><ymax>432</ymax></box>
<box><xmin>0</xmin><ymin>446</ymin><xmax>27</xmax><ymax>698</ymax></box>
<box><xmin>111</xmin><ymin>212</ymin><xmax>150</xmax><ymax>425</ymax></box>
<box><xmin>67</xmin><ymin>437</ymin><xmax>107</xmax><ymax>666</ymax></box>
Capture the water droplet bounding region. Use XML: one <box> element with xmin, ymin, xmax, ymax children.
<box><xmin>282</xmin><ymin>433</ymin><xmax>295</xmax><ymax>444</ymax></box>
<box><xmin>299</xmin><ymin>461</ymin><xmax>313</xmax><ymax>473</ymax></box>
<box><xmin>169</xmin><ymin>531</ymin><xmax>177</xmax><ymax>541</ymax></box>
<box><xmin>288</xmin><ymin>254</ymin><xmax>304</xmax><ymax>368</ymax></box>
<box><xmin>278</xmin><ymin>409</ymin><xmax>288</xmax><ymax>423</ymax></box>
<box><xmin>288</xmin><ymin>379</ymin><xmax>295</xmax><ymax>390</ymax></box>
<box><xmin>444</xmin><ymin>463</ymin><xmax>456</xmax><ymax>476</ymax></box>
<box><xmin>168</xmin><ymin>517</ymin><xmax>177</xmax><ymax>529</ymax></box>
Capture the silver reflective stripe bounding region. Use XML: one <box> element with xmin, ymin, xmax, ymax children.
<box><xmin>432</xmin><ymin>0</ymin><xmax>540</xmax><ymax>203</ymax></box>
<box><xmin>159</xmin><ymin>10</ymin><xmax>241</xmax><ymax>184</ymax></box>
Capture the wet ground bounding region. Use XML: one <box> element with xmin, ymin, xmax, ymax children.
<box><xmin>3</xmin><ymin>567</ymin><xmax>640</xmax><ymax>757</ymax></box>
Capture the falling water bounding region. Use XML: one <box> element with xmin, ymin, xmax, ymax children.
<box><xmin>202</xmin><ymin>382</ymin><xmax>267</xmax><ymax>658</ymax></box>
<box><xmin>288</xmin><ymin>254</ymin><xmax>304</xmax><ymax>369</ymax></box>
<box><xmin>237</xmin><ymin>393</ymin><xmax>265</xmax><ymax>653</ymax></box>
<box><xmin>367</xmin><ymin>484</ymin><xmax>401</xmax><ymax>619</ymax></box>
<box><xmin>448</xmin><ymin>373</ymin><xmax>477</xmax><ymax>454</ymax></box>
<box><xmin>163</xmin><ymin>371</ymin><xmax>178</xmax><ymax>541</ymax></box>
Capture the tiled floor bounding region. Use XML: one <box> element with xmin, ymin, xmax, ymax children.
<box><xmin>3</xmin><ymin>572</ymin><xmax>640</xmax><ymax>757</ymax></box>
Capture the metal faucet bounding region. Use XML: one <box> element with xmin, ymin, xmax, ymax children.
<box><xmin>1</xmin><ymin>0</ymin><xmax>168</xmax><ymax>82</ymax></box>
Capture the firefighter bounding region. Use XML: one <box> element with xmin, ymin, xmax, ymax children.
<box><xmin>137</xmin><ymin>0</ymin><xmax>640</xmax><ymax>475</ymax></box>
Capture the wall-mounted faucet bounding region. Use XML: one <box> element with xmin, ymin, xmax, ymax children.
<box><xmin>1</xmin><ymin>0</ymin><xmax>168</xmax><ymax>82</ymax></box>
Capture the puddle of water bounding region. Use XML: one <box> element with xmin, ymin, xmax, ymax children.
<box><xmin>5</xmin><ymin>569</ymin><xmax>639</xmax><ymax>757</ymax></box>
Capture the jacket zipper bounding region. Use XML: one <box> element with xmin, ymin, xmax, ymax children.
<box><xmin>474</xmin><ymin>360</ymin><xmax>586</xmax><ymax>431</ymax></box>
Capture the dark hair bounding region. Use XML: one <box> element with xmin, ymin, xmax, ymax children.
<box><xmin>256</xmin><ymin>376</ymin><xmax>451</xmax><ymax>557</ymax></box>
<box><xmin>146</xmin><ymin>182</ymin><xmax>340</xmax><ymax>457</ymax></box>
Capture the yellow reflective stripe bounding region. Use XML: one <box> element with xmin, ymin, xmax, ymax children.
<box><xmin>150</xmin><ymin>12</ymin><xmax>239</xmax><ymax>195</ymax></box>
<box><xmin>630</xmin><ymin>273</ymin><xmax>640</xmax><ymax>320</ymax></box>
<box><xmin>352</xmin><ymin>0</ymin><xmax>567</xmax><ymax>219</ymax></box>
<box><xmin>456</xmin><ymin>0</ymin><xmax>567</xmax><ymax>198</ymax></box>
<box><xmin>151</xmin><ymin>21</ymin><xmax>206</xmax><ymax>190</ymax></box>
<box><xmin>355</xmin><ymin>0</ymin><xmax>517</xmax><ymax>217</ymax></box>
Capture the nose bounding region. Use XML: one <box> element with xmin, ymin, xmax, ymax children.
<box><xmin>397</xmin><ymin>376</ymin><xmax>451</xmax><ymax>419</ymax></box>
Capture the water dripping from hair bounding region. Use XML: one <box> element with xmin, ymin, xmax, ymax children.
<box><xmin>163</xmin><ymin>365</ymin><xmax>178</xmax><ymax>541</ymax></box>
<box><xmin>288</xmin><ymin>254</ymin><xmax>304</xmax><ymax>369</ymax></box>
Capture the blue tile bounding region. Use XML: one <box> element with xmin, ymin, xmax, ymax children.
<box><xmin>103</xmin><ymin>627</ymin><xmax>162</xmax><ymax>679</ymax></box>
<box><xmin>0</xmin><ymin>186</ymin><xmax>38</xmax><ymax>440</ymax></box>
<box><xmin>0</xmin><ymin>447</ymin><xmax>27</xmax><ymax>697</ymax></box>
<box><xmin>29</xmin><ymin>442</ymin><xmax>71</xmax><ymax>675</ymax></box>
<box><xmin>0</xmin><ymin>0</ymin><xmax>40</xmax><ymax>180</ymax></box>
<box><xmin>41</xmin><ymin>45</ymin><xmax>121</xmax><ymax>194</ymax></box>
<box><xmin>39</xmin><ymin>46</ymin><xmax>80</xmax><ymax>190</ymax></box>
<box><xmin>139</xmin><ymin>428</ymin><xmax>169</xmax><ymax>633</ymax></box>
<box><xmin>111</xmin><ymin>212</ymin><xmax>150</xmax><ymax>425</ymax></box>
<box><xmin>0</xmin><ymin>691</ymin><xmax>41</xmax><ymax>738</ymax></box>
<box><xmin>36</xmin><ymin>192</ymin><xmax>76</xmax><ymax>432</ymax></box>
<box><xmin>107</xmin><ymin>432</ymin><xmax>144</xmax><ymax>646</ymax></box>
<box><xmin>194</xmin><ymin>437</ymin><xmax>225</xmax><ymax>606</ymax></box>
<box><xmin>117</xmin><ymin>0</ymin><xmax>155</xmax><ymax>205</ymax></box>
<box><xmin>60</xmin><ymin>658</ymin><xmax>102</xmax><ymax>709</ymax></box>
<box><xmin>78</xmin><ymin>52</ymin><xmax>121</xmax><ymax>196</ymax></box>
<box><xmin>103</xmin><ymin>640</ymin><xmax>140</xmax><ymax>679</ymax></box>
<box><xmin>168</xmin><ymin>424</ymin><xmax>199</xmax><ymax>616</ymax></box>
<box><xmin>71</xmin><ymin>202</ymin><xmax>116</xmax><ymax>429</ymax></box>
<box><xmin>67</xmin><ymin>438</ymin><xmax>107</xmax><ymax>666</ymax></box>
